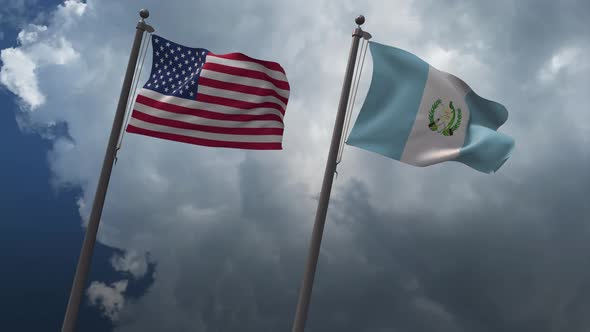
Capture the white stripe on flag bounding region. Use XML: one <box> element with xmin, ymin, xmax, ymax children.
<box><xmin>199</xmin><ymin>70</ymin><xmax>290</xmax><ymax>98</ymax></box>
<box><xmin>196</xmin><ymin>85</ymin><xmax>287</xmax><ymax>110</ymax></box>
<box><xmin>137</xmin><ymin>89</ymin><xmax>285</xmax><ymax>120</ymax></box>
<box><xmin>206</xmin><ymin>55</ymin><xmax>289</xmax><ymax>81</ymax></box>
<box><xmin>128</xmin><ymin>117</ymin><xmax>283</xmax><ymax>143</ymax></box>
<box><xmin>133</xmin><ymin>102</ymin><xmax>284</xmax><ymax>128</ymax></box>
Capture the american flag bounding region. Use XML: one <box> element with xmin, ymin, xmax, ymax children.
<box><xmin>126</xmin><ymin>35</ymin><xmax>290</xmax><ymax>150</ymax></box>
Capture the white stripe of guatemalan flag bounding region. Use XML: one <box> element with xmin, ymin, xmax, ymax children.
<box><xmin>346</xmin><ymin>41</ymin><xmax>515</xmax><ymax>173</ymax></box>
<box><xmin>126</xmin><ymin>34</ymin><xmax>290</xmax><ymax>150</ymax></box>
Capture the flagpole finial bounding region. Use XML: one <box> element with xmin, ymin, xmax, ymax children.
<box><xmin>139</xmin><ymin>9</ymin><xmax>149</xmax><ymax>19</ymax></box>
<box><xmin>137</xmin><ymin>9</ymin><xmax>155</xmax><ymax>32</ymax></box>
<box><xmin>355</xmin><ymin>15</ymin><xmax>365</xmax><ymax>26</ymax></box>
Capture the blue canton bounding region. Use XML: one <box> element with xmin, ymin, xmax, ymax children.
<box><xmin>144</xmin><ymin>35</ymin><xmax>209</xmax><ymax>100</ymax></box>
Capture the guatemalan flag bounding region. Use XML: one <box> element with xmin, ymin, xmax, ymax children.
<box><xmin>127</xmin><ymin>35</ymin><xmax>290</xmax><ymax>150</ymax></box>
<box><xmin>346</xmin><ymin>41</ymin><xmax>515</xmax><ymax>174</ymax></box>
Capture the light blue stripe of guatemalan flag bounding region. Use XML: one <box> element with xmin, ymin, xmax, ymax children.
<box><xmin>457</xmin><ymin>92</ymin><xmax>514</xmax><ymax>172</ymax></box>
<box><xmin>346</xmin><ymin>41</ymin><xmax>515</xmax><ymax>174</ymax></box>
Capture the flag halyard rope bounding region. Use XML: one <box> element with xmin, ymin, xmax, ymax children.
<box><xmin>115</xmin><ymin>32</ymin><xmax>152</xmax><ymax>164</ymax></box>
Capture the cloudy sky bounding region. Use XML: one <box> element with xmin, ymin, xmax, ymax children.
<box><xmin>1</xmin><ymin>0</ymin><xmax>589</xmax><ymax>331</ymax></box>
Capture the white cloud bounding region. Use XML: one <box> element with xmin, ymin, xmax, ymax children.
<box><xmin>538</xmin><ymin>46</ymin><xmax>580</xmax><ymax>82</ymax></box>
<box><xmin>0</xmin><ymin>1</ymin><xmax>84</xmax><ymax>110</ymax></box>
<box><xmin>110</xmin><ymin>251</ymin><xmax>149</xmax><ymax>279</ymax></box>
<box><xmin>412</xmin><ymin>297</ymin><xmax>457</xmax><ymax>328</ymax></box>
<box><xmin>0</xmin><ymin>34</ymin><xmax>80</xmax><ymax>109</ymax></box>
<box><xmin>87</xmin><ymin>280</ymin><xmax>128</xmax><ymax>321</ymax></box>
<box><xmin>17</xmin><ymin>25</ymin><xmax>48</xmax><ymax>44</ymax></box>
<box><xmin>59</xmin><ymin>0</ymin><xmax>86</xmax><ymax>17</ymax></box>
<box><xmin>0</xmin><ymin>47</ymin><xmax>44</xmax><ymax>108</ymax></box>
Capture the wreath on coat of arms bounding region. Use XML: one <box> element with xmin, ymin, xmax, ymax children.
<box><xmin>428</xmin><ymin>98</ymin><xmax>462</xmax><ymax>136</ymax></box>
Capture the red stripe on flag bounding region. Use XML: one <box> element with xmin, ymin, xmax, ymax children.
<box><xmin>202</xmin><ymin>63</ymin><xmax>290</xmax><ymax>91</ymax></box>
<box><xmin>196</xmin><ymin>94</ymin><xmax>285</xmax><ymax>114</ymax></box>
<box><xmin>136</xmin><ymin>94</ymin><xmax>284</xmax><ymax>123</ymax></box>
<box><xmin>207</xmin><ymin>53</ymin><xmax>286</xmax><ymax>75</ymax></box>
<box><xmin>131</xmin><ymin>110</ymin><xmax>284</xmax><ymax>136</ymax></box>
<box><xmin>126</xmin><ymin>124</ymin><xmax>282</xmax><ymax>150</ymax></box>
<box><xmin>198</xmin><ymin>77</ymin><xmax>289</xmax><ymax>105</ymax></box>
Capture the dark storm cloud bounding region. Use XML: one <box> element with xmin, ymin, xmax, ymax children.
<box><xmin>409</xmin><ymin>0</ymin><xmax>590</xmax><ymax>136</ymax></box>
<box><xmin>112</xmin><ymin>155</ymin><xmax>311</xmax><ymax>332</ymax></box>
<box><xmin>304</xmin><ymin>133</ymin><xmax>590</xmax><ymax>332</ymax></box>
<box><xmin>298</xmin><ymin>2</ymin><xmax>590</xmax><ymax>330</ymax></box>
<box><xmin>118</xmin><ymin>130</ymin><xmax>589</xmax><ymax>332</ymax></box>
<box><xmin>410</xmin><ymin>0</ymin><xmax>589</xmax><ymax>68</ymax></box>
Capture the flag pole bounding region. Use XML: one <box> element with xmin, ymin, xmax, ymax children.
<box><xmin>61</xmin><ymin>9</ymin><xmax>154</xmax><ymax>332</ymax></box>
<box><xmin>292</xmin><ymin>15</ymin><xmax>367</xmax><ymax>332</ymax></box>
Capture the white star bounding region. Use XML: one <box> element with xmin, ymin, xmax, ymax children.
<box><xmin>162</xmin><ymin>80</ymin><xmax>167</xmax><ymax>85</ymax></box>
<box><xmin>160</xmin><ymin>75</ymin><xmax>164</xmax><ymax>79</ymax></box>
<box><xmin>177</xmin><ymin>46</ymin><xmax>181</xmax><ymax>51</ymax></box>
<box><xmin>178</xmin><ymin>63</ymin><xmax>182</xmax><ymax>68</ymax></box>
<box><xmin>172</xmin><ymin>68</ymin><xmax>176</xmax><ymax>72</ymax></box>
<box><xmin>194</xmin><ymin>63</ymin><xmax>198</xmax><ymax>67</ymax></box>
<box><xmin>185</xmin><ymin>60</ymin><xmax>189</xmax><ymax>64</ymax></box>
<box><xmin>175</xmin><ymin>74</ymin><xmax>179</xmax><ymax>79</ymax></box>
<box><xmin>155</xmin><ymin>51</ymin><xmax>160</xmax><ymax>56</ymax></box>
<box><xmin>155</xmin><ymin>63</ymin><xmax>159</xmax><ymax>68</ymax></box>
<box><xmin>169</xmin><ymin>60</ymin><xmax>173</xmax><ymax>65</ymax></box>
<box><xmin>165</xmin><ymin>42</ymin><xmax>170</xmax><ymax>47</ymax></box>
<box><xmin>178</xmin><ymin>80</ymin><xmax>182</xmax><ymax>85</ymax></box>
<box><xmin>165</xmin><ymin>87</ymin><xmax>169</xmax><ymax>92</ymax></box>
<box><xmin>170</xmin><ymin>49</ymin><xmax>175</xmax><ymax>54</ymax></box>
<box><xmin>174</xmin><ymin>56</ymin><xmax>179</xmax><ymax>61</ymax></box>
<box><xmin>181</xmin><ymin>53</ymin><xmax>185</xmax><ymax>58</ymax></box>
<box><xmin>191</xmin><ymin>57</ymin><xmax>195</xmax><ymax>61</ymax></box>
<box><xmin>154</xmin><ymin>79</ymin><xmax>158</xmax><ymax>83</ymax></box>
<box><xmin>152</xmin><ymin>74</ymin><xmax>156</xmax><ymax>78</ymax></box>
<box><xmin>182</xmin><ymin>70</ymin><xmax>186</xmax><ymax>75</ymax></box>
<box><xmin>165</xmin><ymin>53</ymin><xmax>169</xmax><ymax>58</ymax></box>
<box><xmin>147</xmin><ymin>83</ymin><xmax>151</xmax><ymax>87</ymax></box>
<box><xmin>159</xmin><ymin>46</ymin><xmax>164</xmax><ymax>51</ymax></box>
<box><xmin>159</xmin><ymin>58</ymin><xmax>164</xmax><ymax>63</ymax></box>
<box><xmin>154</xmin><ymin>38</ymin><xmax>159</xmax><ymax>43</ymax></box>
<box><xmin>155</xmin><ymin>84</ymin><xmax>159</xmax><ymax>88</ymax></box>
<box><xmin>169</xmin><ymin>77</ymin><xmax>173</xmax><ymax>82</ymax></box>
<box><xmin>166</xmin><ymin>71</ymin><xmax>171</xmax><ymax>76</ymax></box>
<box><xmin>158</xmin><ymin>69</ymin><xmax>162</xmax><ymax>73</ymax></box>
<box><xmin>164</xmin><ymin>65</ymin><xmax>168</xmax><ymax>70</ymax></box>
<box><xmin>191</xmin><ymin>80</ymin><xmax>195</xmax><ymax>85</ymax></box>
<box><xmin>172</xmin><ymin>84</ymin><xmax>176</xmax><ymax>89</ymax></box>
<box><xmin>190</xmin><ymin>92</ymin><xmax>194</xmax><ymax>96</ymax></box>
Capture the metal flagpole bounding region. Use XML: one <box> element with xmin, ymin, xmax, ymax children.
<box><xmin>292</xmin><ymin>15</ymin><xmax>370</xmax><ymax>332</ymax></box>
<box><xmin>61</xmin><ymin>9</ymin><xmax>154</xmax><ymax>332</ymax></box>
